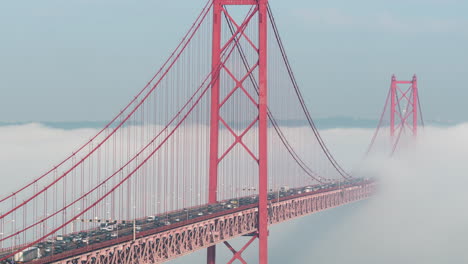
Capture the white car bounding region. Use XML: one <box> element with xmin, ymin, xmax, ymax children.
<box><xmin>104</xmin><ymin>226</ymin><xmax>114</xmax><ymax>231</ymax></box>
<box><xmin>100</xmin><ymin>223</ymin><xmax>115</xmax><ymax>231</ymax></box>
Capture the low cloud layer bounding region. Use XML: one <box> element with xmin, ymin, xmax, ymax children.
<box><xmin>266</xmin><ymin>124</ymin><xmax>468</xmax><ymax>263</ymax></box>
<box><xmin>171</xmin><ymin>123</ymin><xmax>468</xmax><ymax>263</ymax></box>
<box><xmin>1</xmin><ymin>123</ymin><xmax>467</xmax><ymax>263</ymax></box>
<box><xmin>0</xmin><ymin>123</ymin><xmax>96</xmax><ymax>191</ymax></box>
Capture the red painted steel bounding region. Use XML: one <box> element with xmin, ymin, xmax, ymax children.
<box><xmin>0</xmin><ymin>0</ymin><xmax>214</xmax><ymax>221</ymax></box>
<box><xmin>220</xmin><ymin>0</ymin><xmax>258</xmax><ymax>5</ymax></box>
<box><xmin>209</xmin><ymin>0</ymin><xmax>222</xmax><ymax>206</ymax></box>
<box><xmin>390</xmin><ymin>75</ymin><xmax>397</xmax><ymax>138</ymax></box>
<box><xmin>412</xmin><ymin>75</ymin><xmax>418</xmax><ymax>136</ymax></box>
<box><xmin>257</xmin><ymin>1</ymin><xmax>269</xmax><ymax>264</ymax></box>
<box><xmin>207</xmin><ymin>0</ymin><xmax>269</xmax><ymax>263</ymax></box>
<box><xmin>208</xmin><ymin>2</ymin><xmax>222</xmax><ymax>262</ymax></box>
<box><xmin>367</xmin><ymin>74</ymin><xmax>423</xmax><ymax>155</ymax></box>
<box><xmin>266</xmin><ymin>5</ymin><xmax>351</xmax><ymax>180</ymax></box>
<box><xmin>224</xmin><ymin>236</ymin><xmax>257</xmax><ymax>264</ymax></box>
<box><xmin>390</xmin><ymin>74</ymin><xmax>420</xmax><ymax>153</ymax></box>
<box><xmin>33</xmin><ymin>182</ymin><xmax>375</xmax><ymax>264</ymax></box>
<box><xmin>0</xmin><ymin>2</ymin><xmax>385</xmax><ymax>263</ymax></box>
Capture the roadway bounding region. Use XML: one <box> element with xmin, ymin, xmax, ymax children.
<box><xmin>0</xmin><ymin>177</ymin><xmax>374</xmax><ymax>263</ymax></box>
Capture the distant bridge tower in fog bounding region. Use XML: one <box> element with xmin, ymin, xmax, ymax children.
<box><xmin>367</xmin><ymin>74</ymin><xmax>424</xmax><ymax>155</ymax></box>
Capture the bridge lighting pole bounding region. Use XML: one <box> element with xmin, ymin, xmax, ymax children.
<box><xmin>133</xmin><ymin>205</ymin><xmax>136</xmax><ymax>241</ymax></box>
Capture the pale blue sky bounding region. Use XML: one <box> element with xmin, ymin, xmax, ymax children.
<box><xmin>0</xmin><ymin>0</ymin><xmax>467</xmax><ymax>122</ymax></box>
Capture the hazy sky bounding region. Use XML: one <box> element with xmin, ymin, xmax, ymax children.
<box><xmin>0</xmin><ymin>0</ymin><xmax>467</xmax><ymax>123</ymax></box>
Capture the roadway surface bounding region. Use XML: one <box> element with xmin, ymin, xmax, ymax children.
<box><xmin>0</xmin><ymin>178</ymin><xmax>373</xmax><ymax>263</ymax></box>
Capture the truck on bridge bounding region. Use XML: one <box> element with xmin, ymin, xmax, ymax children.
<box><xmin>13</xmin><ymin>247</ymin><xmax>41</xmax><ymax>263</ymax></box>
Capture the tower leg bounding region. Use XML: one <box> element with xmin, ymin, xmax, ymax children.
<box><xmin>207</xmin><ymin>246</ymin><xmax>216</xmax><ymax>264</ymax></box>
<box><xmin>412</xmin><ymin>75</ymin><xmax>418</xmax><ymax>137</ymax></box>
<box><xmin>390</xmin><ymin>75</ymin><xmax>396</xmax><ymax>138</ymax></box>
<box><xmin>208</xmin><ymin>2</ymin><xmax>222</xmax><ymax>263</ymax></box>
<box><xmin>258</xmin><ymin>1</ymin><xmax>269</xmax><ymax>263</ymax></box>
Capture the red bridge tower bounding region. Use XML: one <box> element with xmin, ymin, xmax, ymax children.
<box><xmin>208</xmin><ymin>0</ymin><xmax>269</xmax><ymax>263</ymax></box>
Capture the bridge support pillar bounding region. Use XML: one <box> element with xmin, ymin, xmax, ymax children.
<box><xmin>257</xmin><ymin>1</ymin><xmax>269</xmax><ymax>263</ymax></box>
<box><xmin>208</xmin><ymin>1</ymin><xmax>222</xmax><ymax>262</ymax></box>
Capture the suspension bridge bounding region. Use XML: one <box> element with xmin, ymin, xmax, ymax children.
<box><xmin>0</xmin><ymin>0</ymin><xmax>423</xmax><ymax>263</ymax></box>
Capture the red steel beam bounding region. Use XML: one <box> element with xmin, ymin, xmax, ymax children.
<box><xmin>219</xmin><ymin>0</ymin><xmax>258</xmax><ymax>5</ymax></box>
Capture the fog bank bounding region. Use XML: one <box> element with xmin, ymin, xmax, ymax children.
<box><xmin>1</xmin><ymin>123</ymin><xmax>467</xmax><ymax>263</ymax></box>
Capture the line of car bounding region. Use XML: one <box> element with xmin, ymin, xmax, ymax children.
<box><xmin>1</xmin><ymin>178</ymin><xmax>370</xmax><ymax>263</ymax></box>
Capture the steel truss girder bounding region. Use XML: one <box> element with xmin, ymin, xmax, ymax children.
<box><xmin>50</xmin><ymin>183</ymin><xmax>375</xmax><ymax>264</ymax></box>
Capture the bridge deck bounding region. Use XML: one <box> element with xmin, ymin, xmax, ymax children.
<box><xmin>19</xmin><ymin>181</ymin><xmax>375</xmax><ymax>264</ymax></box>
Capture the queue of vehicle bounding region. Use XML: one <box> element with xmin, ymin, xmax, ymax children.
<box><xmin>0</xmin><ymin>178</ymin><xmax>371</xmax><ymax>263</ymax></box>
